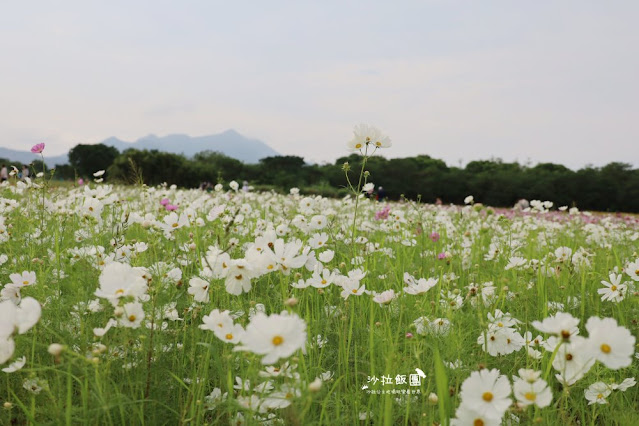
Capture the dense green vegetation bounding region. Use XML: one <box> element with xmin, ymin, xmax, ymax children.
<box><xmin>4</xmin><ymin>144</ymin><xmax>639</xmax><ymax>211</ymax></box>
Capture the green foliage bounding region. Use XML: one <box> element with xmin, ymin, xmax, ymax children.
<box><xmin>59</xmin><ymin>143</ymin><xmax>639</xmax><ymax>212</ymax></box>
<box><xmin>68</xmin><ymin>144</ymin><xmax>119</xmax><ymax>178</ymax></box>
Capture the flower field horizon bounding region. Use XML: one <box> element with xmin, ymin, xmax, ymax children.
<box><xmin>1</xmin><ymin>133</ymin><xmax>638</xmax><ymax>425</ymax></box>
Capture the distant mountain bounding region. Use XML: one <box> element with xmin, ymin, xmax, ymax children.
<box><xmin>0</xmin><ymin>147</ymin><xmax>68</xmax><ymax>168</ymax></box>
<box><xmin>101</xmin><ymin>130</ymin><xmax>280</xmax><ymax>163</ymax></box>
<box><xmin>0</xmin><ymin>130</ymin><xmax>280</xmax><ymax>167</ymax></box>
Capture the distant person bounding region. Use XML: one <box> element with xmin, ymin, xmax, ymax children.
<box><xmin>377</xmin><ymin>186</ymin><xmax>386</xmax><ymax>201</ymax></box>
<box><xmin>22</xmin><ymin>165</ymin><xmax>30</xmax><ymax>180</ymax></box>
<box><xmin>0</xmin><ymin>165</ymin><xmax>7</xmax><ymax>182</ymax></box>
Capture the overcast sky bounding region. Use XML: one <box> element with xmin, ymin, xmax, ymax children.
<box><xmin>1</xmin><ymin>1</ymin><xmax>638</xmax><ymax>169</ymax></box>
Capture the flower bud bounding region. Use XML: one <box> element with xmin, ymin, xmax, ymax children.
<box><xmin>308</xmin><ymin>378</ymin><xmax>322</xmax><ymax>392</ymax></box>
<box><xmin>48</xmin><ymin>343</ymin><xmax>65</xmax><ymax>357</ymax></box>
<box><xmin>284</xmin><ymin>297</ymin><xmax>298</xmax><ymax>307</ymax></box>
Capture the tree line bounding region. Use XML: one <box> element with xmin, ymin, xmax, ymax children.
<box><xmin>6</xmin><ymin>143</ymin><xmax>639</xmax><ymax>212</ymax></box>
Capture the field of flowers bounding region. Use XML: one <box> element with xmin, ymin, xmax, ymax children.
<box><xmin>1</xmin><ymin>135</ymin><xmax>638</xmax><ymax>425</ymax></box>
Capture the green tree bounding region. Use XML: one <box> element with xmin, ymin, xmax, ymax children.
<box><xmin>68</xmin><ymin>144</ymin><xmax>119</xmax><ymax>178</ymax></box>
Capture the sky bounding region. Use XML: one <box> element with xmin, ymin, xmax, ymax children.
<box><xmin>1</xmin><ymin>1</ymin><xmax>638</xmax><ymax>170</ymax></box>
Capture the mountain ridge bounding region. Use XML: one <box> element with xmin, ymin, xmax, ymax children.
<box><xmin>0</xmin><ymin>130</ymin><xmax>280</xmax><ymax>167</ymax></box>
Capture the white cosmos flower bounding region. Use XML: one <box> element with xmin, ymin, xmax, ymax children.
<box><xmin>200</xmin><ymin>309</ymin><xmax>234</xmax><ymax>332</ymax></box>
<box><xmin>512</xmin><ymin>369</ymin><xmax>552</xmax><ymax>408</ymax></box>
<box><xmin>119</xmin><ymin>302</ymin><xmax>145</xmax><ymax>328</ymax></box>
<box><xmin>458</xmin><ymin>368</ymin><xmax>512</xmax><ymax>420</ymax></box>
<box><xmin>597</xmin><ymin>273</ymin><xmax>627</xmax><ymax>303</ymax></box>
<box><xmin>362</xmin><ymin>182</ymin><xmax>375</xmax><ymax>193</ymax></box>
<box><xmin>339</xmin><ymin>278</ymin><xmax>366</xmax><ymax>299</ymax></box>
<box><xmin>234</xmin><ymin>312</ymin><xmax>307</xmax><ymax>365</ymax></box>
<box><xmin>9</xmin><ymin>271</ymin><xmax>36</xmax><ymax>287</ymax></box>
<box><xmin>584</xmin><ymin>316</ymin><xmax>635</xmax><ymax>370</ymax></box>
<box><xmin>532</xmin><ymin>312</ymin><xmax>580</xmax><ymax>341</ymax></box>
<box><xmin>2</xmin><ymin>356</ymin><xmax>26</xmax><ymax>373</ymax></box>
<box><xmin>1</xmin><ymin>284</ymin><xmax>21</xmax><ymax>304</ymax></box>
<box><xmin>612</xmin><ymin>377</ymin><xmax>636</xmax><ymax>391</ymax></box>
<box><xmin>584</xmin><ymin>382</ymin><xmax>611</xmax><ymax>405</ymax></box>
<box><xmin>451</xmin><ymin>405</ymin><xmax>501</xmax><ymax>426</ymax></box>
<box><xmin>188</xmin><ymin>277</ymin><xmax>211</xmax><ymax>303</ymax></box>
<box><xmin>372</xmin><ymin>289</ymin><xmax>396</xmax><ymax>305</ymax></box>
<box><xmin>318</xmin><ymin>250</ymin><xmax>334</xmax><ymax>263</ymax></box>
<box><xmin>504</xmin><ymin>256</ymin><xmax>527</xmax><ymax>270</ymax></box>
<box><xmin>308</xmin><ymin>232</ymin><xmax>329</xmax><ymax>249</ymax></box>
<box><xmin>624</xmin><ymin>259</ymin><xmax>639</xmax><ymax>281</ymax></box>
<box><xmin>552</xmin><ymin>336</ymin><xmax>595</xmax><ymax>386</ymax></box>
<box><xmin>224</xmin><ymin>259</ymin><xmax>254</xmax><ymax>295</ymax></box>
<box><xmin>347</xmin><ymin>124</ymin><xmax>391</xmax><ymax>151</ymax></box>
<box><xmin>93</xmin><ymin>170</ymin><xmax>105</xmax><ymax>177</ymax></box>
<box><xmin>404</xmin><ymin>277</ymin><xmax>438</xmax><ymax>295</ymax></box>
<box><xmin>95</xmin><ymin>262</ymin><xmax>148</xmax><ymax>305</ymax></box>
<box><xmin>0</xmin><ymin>297</ymin><xmax>41</xmax><ymax>364</ymax></box>
<box><xmin>93</xmin><ymin>318</ymin><xmax>118</xmax><ymax>337</ymax></box>
<box><xmin>309</xmin><ymin>215</ymin><xmax>328</xmax><ymax>230</ymax></box>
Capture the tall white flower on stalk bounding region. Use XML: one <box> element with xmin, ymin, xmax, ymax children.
<box><xmin>347</xmin><ymin>124</ymin><xmax>391</xmax><ymax>151</ymax></box>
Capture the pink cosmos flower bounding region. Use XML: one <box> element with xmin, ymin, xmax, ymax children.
<box><xmin>374</xmin><ymin>205</ymin><xmax>391</xmax><ymax>220</ymax></box>
<box><xmin>165</xmin><ymin>204</ymin><xmax>178</xmax><ymax>211</ymax></box>
<box><xmin>31</xmin><ymin>143</ymin><xmax>45</xmax><ymax>154</ymax></box>
<box><xmin>437</xmin><ymin>252</ymin><xmax>447</xmax><ymax>260</ymax></box>
<box><xmin>406</xmin><ymin>332</ymin><xmax>414</xmax><ymax>339</ymax></box>
<box><xmin>430</xmin><ymin>232</ymin><xmax>440</xmax><ymax>242</ymax></box>
<box><xmin>77</xmin><ymin>178</ymin><xmax>84</xmax><ymax>186</ymax></box>
<box><xmin>160</xmin><ymin>198</ymin><xmax>170</xmax><ymax>206</ymax></box>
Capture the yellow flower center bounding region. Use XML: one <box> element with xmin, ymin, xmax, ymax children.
<box><xmin>321</xmin><ymin>279</ymin><xmax>327</xmax><ymax>284</ymax></box>
<box><xmin>561</xmin><ymin>330</ymin><xmax>571</xmax><ymax>339</ymax></box>
<box><xmin>225</xmin><ymin>333</ymin><xmax>233</xmax><ymax>340</ymax></box>
<box><xmin>375</xmin><ymin>141</ymin><xmax>382</xmax><ymax>147</ymax></box>
<box><xmin>128</xmin><ymin>315</ymin><xmax>136</xmax><ymax>322</ymax></box>
<box><xmin>482</xmin><ymin>391</ymin><xmax>493</xmax><ymax>402</ymax></box>
<box><xmin>22</xmin><ymin>280</ymin><xmax>29</xmax><ymax>285</ymax></box>
<box><xmin>565</xmin><ymin>353</ymin><xmax>573</xmax><ymax>361</ymax></box>
<box><xmin>272</xmin><ymin>336</ymin><xmax>284</xmax><ymax>346</ymax></box>
<box><xmin>610</xmin><ymin>285</ymin><xmax>617</xmax><ymax>291</ymax></box>
<box><xmin>524</xmin><ymin>392</ymin><xmax>536</xmax><ymax>401</ymax></box>
<box><xmin>597</xmin><ymin>393</ymin><xmax>604</xmax><ymax>399</ymax></box>
<box><xmin>352</xmin><ymin>289</ymin><xmax>358</xmax><ymax>293</ymax></box>
<box><xmin>474</xmin><ymin>420</ymin><xmax>484</xmax><ymax>426</ymax></box>
<box><xmin>355</xmin><ymin>143</ymin><xmax>362</xmax><ymax>149</ymax></box>
<box><xmin>497</xmin><ymin>322</ymin><xmax>503</xmax><ymax>327</ymax></box>
<box><xmin>115</xmin><ymin>289</ymin><xmax>124</xmax><ymax>295</ymax></box>
<box><xmin>235</xmin><ymin>274</ymin><xmax>243</xmax><ymax>280</ymax></box>
<box><xmin>171</xmin><ymin>223</ymin><xmax>178</xmax><ymax>228</ymax></box>
<box><xmin>600</xmin><ymin>343</ymin><xmax>611</xmax><ymax>353</ymax></box>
